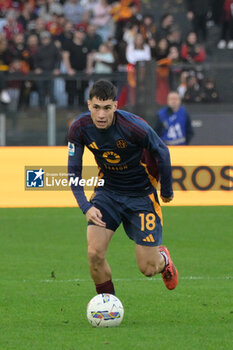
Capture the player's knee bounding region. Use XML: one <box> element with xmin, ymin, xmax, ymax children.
<box><xmin>88</xmin><ymin>247</ymin><xmax>105</xmax><ymax>267</ymax></box>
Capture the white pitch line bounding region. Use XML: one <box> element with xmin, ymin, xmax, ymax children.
<box><xmin>34</xmin><ymin>276</ymin><xmax>232</xmax><ymax>283</ymax></box>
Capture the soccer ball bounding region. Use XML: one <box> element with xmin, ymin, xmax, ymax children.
<box><xmin>86</xmin><ymin>293</ymin><xmax>124</xmax><ymax>328</ymax></box>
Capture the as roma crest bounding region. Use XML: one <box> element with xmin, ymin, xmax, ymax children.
<box><xmin>116</xmin><ymin>139</ymin><xmax>127</xmax><ymax>149</ymax></box>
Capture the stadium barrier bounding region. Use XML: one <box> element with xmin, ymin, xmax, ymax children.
<box><xmin>47</xmin><ymin>104</ymin><xmax>56</xmax><ymax>146</ymax></box>
<box><xmin>0</xmin><ymin>146</ymin><xmax>232</xmax><ymax>208</ymax></box>
<box><xmin>2</xmin><ymin>63</ymin><xmax>233</xmax><ymax>146</ymax></box>
<box><xmin>4</xmin><ymin>61</ymin><xmax>233</xmax><ymax>106</ymax></box>
<box><xmin>0</xmin><ymin>113</ymin><xmax>6</xmax><ymax>146</ymax></box>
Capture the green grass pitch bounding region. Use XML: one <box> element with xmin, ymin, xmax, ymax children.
<box><xmin>0</xmin><ymin>207</ymin><xmax>232</xmax><ymax>350</ymax></box>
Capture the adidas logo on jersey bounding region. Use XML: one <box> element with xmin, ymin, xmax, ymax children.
<box><xmin>142</xmin><ymin>234</ymin><xmax>155</xmax><ymax>243</ymax></box>
<box><xmin>89</xmin><ymin>142</ymin><xmax>99</xmax><ymax>149</ymax></box>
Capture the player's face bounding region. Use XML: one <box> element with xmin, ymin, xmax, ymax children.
<box><xmin>88</xmin><ymin>97</ymin><xmax>117</xmax><ymax>129</ymax></box>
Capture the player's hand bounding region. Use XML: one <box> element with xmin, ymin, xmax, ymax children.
<box><xmin>86</xmin><ymin>207</ymin><xmax>106</xmax><ymax>227</ymax></box>
<box><xmin>161</xmin><ymin>194</ymin><xmax>174</xmax><ymax>203</ymax></box>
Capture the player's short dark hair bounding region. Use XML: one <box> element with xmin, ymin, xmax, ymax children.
<box><xmin>89</xmin><ymin>80</ymin><xmax>117</xmax><ymax>101</ymax></box>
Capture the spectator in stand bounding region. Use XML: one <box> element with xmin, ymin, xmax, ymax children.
<box><xmin>26</xmin><ymin>34</ymin><xmax>39</xmax><ymax>70</ymax></box>
<box><xmin>0</xmin><ymin>0</ymin><xmax>13</xmax><ymax>18</ymax></box>
<box><xmin>83</xmin><ymin>23</ymin><xmax>103</xmax><ymax>52</ymax></box>
<box><xmin>20</xmin><ymin>34</ymin><xmax>40</xmax><ymax>107</ymax></box>
<box><xmin>180</xmin><ymin>31</ymin><xmax>206</xmax><ymax>63</ymax></box>
<box><xmin>123</xmin><ymin>22</ymin><xmax>139</xmax><ymax>45</ymax></box>
<box><xmin>167</xmin><ymin>45</ymin><xmax>183</xmax><ymax>90</ymax></box>
<box><xmin>126</xmin><ymin>32</ymin><xmax>151</xmax><ymax>105</ymax></box>
<box><xmin>154</xmin><ymin>38</ymin><xmax>169</xmax><ymax>61</ymax></box>
<box><xmin>75</xmin><ymin>14</ymin><xmax>90</xmax><ymax>33</ymax></box>
<box><xmin>45</xmin><ymin>13</ymin><xmax>65</xmax><ymax>39</ymax></box>
<box><xmin>105</xmin><ymin>36</ymin><xmax>118</xmax><ymax>66</ymax></box>
<box><xmin>3</xmin><ymin>9</ymin><xmax>24</xmax><ymax>40</ymax></box>
<box><xmin>62</xmin><ymin>27</ymin><xmax>88</xmax><ymax>108</ymax></box>
<box><xmin>155</xmin><ymin>13</ymin><xmax>174</xmax><ymax>41</ymax></box>
<box><xmin>128</xmin><ymin>2</ymin><xmax>143</xmax><ymax>27</ymax></box>
<box><xmin>56</xmin><ymin>20</ymin><xmax>74</xmax><ymax>49</ymax></box>
<box><xmin>34</xmin><ymin>31</ymin><xmax>61</xmax><ymax>107</ymax></box>
<box><xmin>154</xmin><ymin>38</ymin><xmax>170</xmax><ymax>105</ymax></box>
<box><xmin>38</xmin><ymin>0</ymin><xmax>63</xmax><ymax>23</ymax></box>
<box><xmin>6</xmin><ymin>33</ymin><xmax>31</xmax><ymax>108</ymax></box>
<box><xmin>186</xmin><ymin>0</ymin><xmax>209</xmax><ymax>42</ymax></box>
<box><xmin>217</xmin><ymin>0</ymin><xmax>233</xmax><ymax>49</ymax></box>
<box><xmin>0</xmin><ymin>2</ymin><xmax>12</xmax><ymax>32</ymax></box>
<box><xmin>168</xmin><ymin>46</ymin><xmax>181</xmax><ymax>64</ymax></box>
<box><xmin>128</xmin><ymin>31</ymin><xmax>150</xmax><ymax>88</ymax></box>
<box><xmin>110</xmin><ymin>0</ymin><xmax>141</xmax><ymax>41</ymax></box>
<box><xmin>126</xmin><ymin>32</ymin><xmax>151</xmax><ymax>65</ymax></box>
<box><xmin>0</xmin><ymin>35</ymin><xmax>9</xmax><ymax>68</ymax></box>
<box><xmin>0</xmin><ymin>37</ymin><xmax>11</xmax><ymax>104</ymax></box>
<box><xmin>154</xmin><ymin>91</ymin><xmax>194</xmax><ymax>145</ymax></box>
<box><xmin>201</xmin><ymin>78</ymin><xmax>219</xmax><ymax>102</ymax></box>
<box><xmin>86</xmin><ymin>42</ymin><xmax>115</xmax><ymax>74</ymax></box>
<box><xmin>29</xmin><ymin>17</ymin><xmax>46</xmax><ymax>39</ymax></box>
<box><xmin>7</xmin><ymin>57</ymin><xmax>29</xmax><ymax>111</ymax></box>
<box><xmin>140</xmin><ymin>14</ymin><xmax>156</xmax><ymax>42</ymax></box>
<box><xmin>148</xmin><ymin>37</ymin><xmax>156</xmax><ymax>59</ymax></box>
<box><xmin>17</xmin><ymin>2</ymin><xmax>38</xmax><ymax>31</ymax></box>
<box><xmin>183</xmin><ymin>75</ymin><xmax>203</xmax><ymax>103</ymax></box>
<box><xmin>155</xmin><ymin>43</ymin><xmax>182</xmax><ymax>95</ymax></box>
<box><xmin>63</xmin><ymin>0</ymin><xmax>86</xmax><ymax>25</ymax></box>
<box><xmin>91</xmin><ymin>0</ymin><xmax>114</xmax><ymax>42</ymax></box>
<box><xmin>211</xmin><ymin>0</ymin><xmax>225</xmax><ymax>26</ymax></box>
<box><xmin>81</xmin><ymin>0</ymin><xmax>97</xmax><ymax>13</ymax></box>
<box><xmin>114</xmin><ymin>38</ymin><xmax>128</xmax><ymax>71</ymax></box>
<box><xmin>167</xmin><ymin>25</ymin><xmax>182</xmax><ymax>51</ymax></box>
<box><xmin>177</xmin><ymin>71</ymin><xmax>189</xmax><ymax>99</ymax></box>
<box><xmin>6</xmin><ymin>33</ymin><xmax>28</xmax><ymax>65</ymax></box>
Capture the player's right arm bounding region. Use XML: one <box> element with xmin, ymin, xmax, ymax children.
<box><xmin>68</xmin><ymin>140</ymin><xmax>94</xmax><ymax>214</ymax></box>
<box><xmin>68</xmin><ymin>119</ymin><xmax>106</xmax><ymax>226</ymax></box>
<box><xmin>68</xmin><ymin>119</ymin><xmax>93</xmax><ymax>214</ymax></box>
<box><xmin>85</xmin><ymin>207</ymin><xmax>106</xmax><ymax>227</ymax></box>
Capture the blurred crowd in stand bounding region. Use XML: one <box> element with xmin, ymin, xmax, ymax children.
<box><xmin>0</xmin><ymin>0</ymin><xmax>226</xmax><ymax>110</ymax></box>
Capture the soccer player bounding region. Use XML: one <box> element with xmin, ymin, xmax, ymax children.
<box><xmin>68</xmin><ymin>80</ymin><xmax>178</xmax><ymax>295</ymax></box>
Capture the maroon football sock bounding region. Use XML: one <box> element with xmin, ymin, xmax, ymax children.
<box><xmin>95</xmin><ymin>280</ymin><xmax>115</xmax><ymax>295</ymax></box>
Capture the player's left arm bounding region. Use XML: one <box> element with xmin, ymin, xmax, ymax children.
<box><xmin>160</xmin><ymin>193</ymin><xmax>174</xmax><ymax>202</ymax></box>
<box><xmin>140</xmin><ymin>124</ymin><xmax>174</xmax><ymax>201</ymax></box>
<box><xmin>154</xmin><ymin>114</ymin><xmax>164</xmax><ymax>137</ymax></box>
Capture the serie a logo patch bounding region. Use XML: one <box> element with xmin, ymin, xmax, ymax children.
<box><xmin>68</xmin><ymin>142</ymin><xmax>75</xmax><ymax>156</ymax></box>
